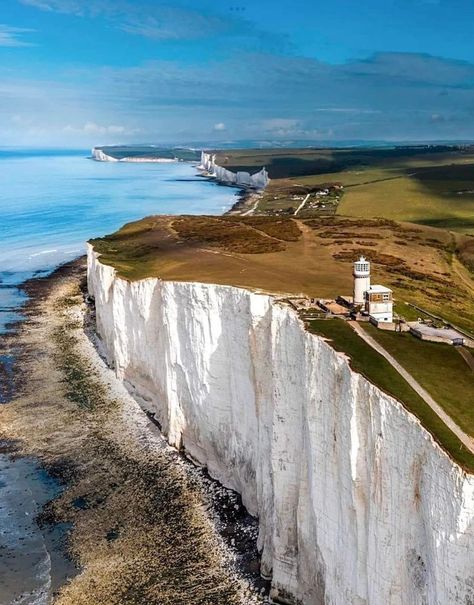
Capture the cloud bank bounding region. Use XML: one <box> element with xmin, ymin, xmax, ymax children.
<box><xmin>5</xmin><ymin>0</ymin><xmax>474</xmax><ymax>145</ymax></box>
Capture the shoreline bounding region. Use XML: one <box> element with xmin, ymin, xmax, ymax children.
<box><xmin>0</xmin><ymin>259</ymin><xmax>269</xmax><ymax>604</ymax></box>
<box><xmin>0</xmin><ymin>450</ymin><xmax>76</xmax><ymax>605</ymax></box>
<box><xmin>225</xmin><ymin>188</ymin><xmax>263</xmax><ymax>215</ymax></box>
<box><xmin>194</xmin><ymin>162</ymin><xmax>265</xmax><ymax>216</ymax></box>
<box><xmin>0</xmin><ymin>161</ymin><xmax>263</xmax><ymax>604</ymax></box>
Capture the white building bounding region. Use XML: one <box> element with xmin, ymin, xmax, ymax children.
<box><xmin>353</xmin><ymin>256</ymin><xmax>393</xmax><ymax>323</ymax></box>
<box><xmin>353</xmin><ymin>256</ymin><xmax>370</xmax><ymax>305</ymax></box>
<box><xmin>365</xmin><ymin>285</ymin><xmax>393</xmax><ymax>323</ymax></box>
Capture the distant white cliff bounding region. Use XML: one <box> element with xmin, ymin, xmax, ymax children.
<box><xmin>91</xmin><ymin>147</ymin><xmax>177</xmax><ymax>163</ymax></box>
<box><xmin>91</xmin><ymin>147</ymin><xmax>119</xmax><ymax>162</ymax></box>
<box><xmin>88</xmin><ymin>245</ymin><xmax>474</xmax><ymax>605</ymax></box>
<box><xmin>199</xmin><ymin>151</ymin><xmax>269</xmax><ymax>190</ymax></box>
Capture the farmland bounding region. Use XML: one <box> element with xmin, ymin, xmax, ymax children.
<box><xmin>218</xmin><ymin>146</ymin><xmax>474</xmax><ymax>234</ymax></box>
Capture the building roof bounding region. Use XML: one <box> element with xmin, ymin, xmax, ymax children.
<box><xmin>321</xmin><ymin>301</ymin><xmax>350</xmax><ymax>315</ymax></box>
<box><xmin>408</xmin><ymin>322</ymin><xmax>465</xmax><ymax>341</ymax></box>
<box><xmin>367</xmin><ymin>284</ymin><xmax>392</xmax><ymax>293</ymax></box>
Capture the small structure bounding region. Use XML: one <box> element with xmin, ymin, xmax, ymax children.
<box><xmin>337</xmin><ymin>295</ymin><xmax>353</xmax><ymax>308</ymax></box>
<box><xmin>318</xmin><ymin>299</ymin><xmax>350</xmax><ymax>316</ymax></box>
<box><xmin>365</xmin><ymin>285</ymin><xmax>393</xmax><ymax>323</ymax></box>
<box><xmin>408</xmin><ymin>323</ymin><xmax>465</xmax><ymax>346</ymax></box>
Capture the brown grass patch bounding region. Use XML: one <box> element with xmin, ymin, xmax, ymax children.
<box><xmin>333</xmin><ymin>249</ymin><xmax>406</xmax><ymax>267</ymax></box>
<box><xmin>172</xmin><ymin>216</ymin><xmax>285</xmax><ymax>254</ymax></box>
<box><xmin>227</xmin><ymin>216</ymin><xmax>302</xmax><ymax>241</ymax></box>
<box><xmin>457</xmin><ymin>236</ymin><xmax>474</xmax><ymax>272</ymax></box>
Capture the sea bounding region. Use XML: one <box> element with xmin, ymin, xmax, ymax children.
<box><xmin>0</xmin><ymin>148</ymin><xmax>237</xmax><ymax>604</ymax></box>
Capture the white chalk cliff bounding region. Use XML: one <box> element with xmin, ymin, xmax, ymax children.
<box><xmin>91</xmin><ymin>147</ymin><xmax>119</xmax><ymax>162</ymax></box>
<box><xmin>199</xmin><ymin>151</ymin><xmax>269</xmax><ymax>190</ymax></box>
<box><xmin>87</xmin><ymin>245</ymin><xmax>474</xmax><ymax>605</ymax></box>
<box><xmin>91</xmin><ymin>147</ymin><xmax>177</xmax><ymax>163</ymax></box>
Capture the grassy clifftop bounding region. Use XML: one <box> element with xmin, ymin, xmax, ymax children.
<box><xmin>90</xmin><ymin>214</ymin><xmax>474</xmax><ymax>333</ymax></box>
<box><xmin>89</xmin><ymin>145</ymin><xmax>474</xmax><ymax>472</ymax></box>
<box><xmin>308</xmin><ymin>319</ymin><xmax>474</xmax><ymax>473</ymax></box>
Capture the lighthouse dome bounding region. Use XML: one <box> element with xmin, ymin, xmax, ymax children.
<box><xmin>353</xmin><ymin>256</ymin><xmax>370</xmax><ymax>276</ymax></box>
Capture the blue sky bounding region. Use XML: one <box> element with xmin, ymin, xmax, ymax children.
<box><xmin>2</xmin><ymin>0</ymin><xmax>474</xmax><ymax>146</ymax></box>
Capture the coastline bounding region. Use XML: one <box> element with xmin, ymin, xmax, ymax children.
<box><xmin>0</xmin><ymin>155</ymin><xmax>263</xmax><ymax>604</ymax></box>
<box><xmin>3</xmin><ymin>155</ymin><xmax>474</xmax><ymax>602</ymax></box>
<box><xmin>195</xmin><ymin>156</ymin><xmax>266</xmax><ymax>216</ymax></box>
<box><xmin>0</xmin><ymin>259</ymin><xmax>268</xmax><ymax>604</ymax></box>
<box><xmin>225</xmin><ymin>188</ymin><xmax>263</xmax><ymax>215</ymax></box>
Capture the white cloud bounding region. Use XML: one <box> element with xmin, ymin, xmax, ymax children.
<box><xmin>20</xmin><ymin>0</ymin><xmax>88</xmax><ymax>15</ymax></box>
<box><xmin>0</xmin><ymin>24</ymin><xmax>35</xmax><ymax>47</ymax></box>
<box><xmin>2</xmin><ymin>50</ymin><xmax>474</xmax><ymax>145</ymax></box>
<box><xmin>62</xmin><ymin>122</ymin><xmax>141</xmax><ymax>136</ymax></box>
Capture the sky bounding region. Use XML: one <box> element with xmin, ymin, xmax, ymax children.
<box><xmin>2</xmin><ymin>0</ymin><xmax>474</xmax><ymax>146</ymax></box>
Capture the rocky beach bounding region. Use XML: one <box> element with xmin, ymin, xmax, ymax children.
<box><xmin>0</xmin><ymin>260</ymin><xmax>268</xmax><ymax>604</ymax></box>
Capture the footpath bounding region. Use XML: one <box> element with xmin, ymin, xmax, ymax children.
<box><xmin>349</xmin><ymin>321</ymin><xmax>474</xmax><ymax>455</ymax></box>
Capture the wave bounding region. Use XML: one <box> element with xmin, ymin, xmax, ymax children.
<box><xmin>29</xmin><ymin>250</ymin><xmax>58</xmax><ymax>258</ymax></box>
<box><xmin>12</xmin><ymin>547</ymin><xmax>52</xmax><ymax>605</ymax></box>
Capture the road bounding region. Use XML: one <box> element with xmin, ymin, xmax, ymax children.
<box><xmin>294</xmin><ymin>193</ymin><xmax>310</xmax><ymax>216</ymax></box>
<box><xmin>241</xmin><ymin>195</ymin><xmax>261</xmax><ymax>216</ymax></box>
<box><xmin>349</xmin><ymin>321</ymin><xmax>474</xmax><ymax>454</ymax></box>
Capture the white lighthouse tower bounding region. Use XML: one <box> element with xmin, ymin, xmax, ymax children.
<box><xmin>353</xmin><ymin>256</ymin><xmax>370</xmax><ymax>305</ymax></box>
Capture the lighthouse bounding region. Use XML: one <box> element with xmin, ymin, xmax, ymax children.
<box><xmin>353</xmin><ymin>256</ymin><xmax>370</xmax><ymax>305</ymax></box>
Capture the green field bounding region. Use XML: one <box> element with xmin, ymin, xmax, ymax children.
<box><xmin>300</xmin><ymin>155</ymin><xmax>474</xmax><ymax>234</ymax></box>
<box><xmin>307</xmin><ymin>319</ymin><xmax>474</xmax><ymax>472</ymax></box>
<box><xmin>393</xmin><ymin>302</ymin><xmax>430</xmax><ymax>322</ymax></box>
<box><xmin>219</xmin><ymin>146</ymin><xmax>474</xmax><ymax>234</ymax></box>
<box><xmin>360</xmin><ymin>324</ymin><xmax>474</xmax><ymax>437</ymax></box>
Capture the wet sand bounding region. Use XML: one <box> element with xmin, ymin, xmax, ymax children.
<box><xmin>0</xmin><ymin>260</ymin><xmax>267</xmax><ymax>604</ymax></box>
<box><xmin>0</xmin><ymin>452</ymin><xmax>75</xmax><ymax>605</ymax></box>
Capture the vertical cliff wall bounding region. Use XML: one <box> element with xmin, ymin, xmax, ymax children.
<box><xmin>199</xmin><ymin>151</ymin><xmax>269</xmax><ymax>190</ymax></box>
<box><xmin>87</xmin><ymin>246</ymin><xmax>474</xmax><ymax>605</ymax></box>
<box><xmin>91</xmin><ymin>147</ymin><xmax>119</xmax><ymax>162</ymax></box>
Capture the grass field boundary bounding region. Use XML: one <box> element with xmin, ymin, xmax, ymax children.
<box><xmin>352</xmin><ymin>321</ymin><xmax>474</xmax><ymax>454</ymax></box>
<box><xmin>307</xmin><ymin>318</ymin><xmax>474</xmax><ymax>473</ymax></box>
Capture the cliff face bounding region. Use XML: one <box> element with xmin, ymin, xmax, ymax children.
<box><xmin>199</xmin><ymin>152</ymin><xmax>269</xmax><ymax>190</ymax></box>
<box><xmin>87</xmin><ymin>245</ymin><xmax>474</xmax><ymax>605</ymax></box>
<box><xmin>91</xmin><ymin>147</ymin><xmax>119</xmax><ymax>162</ymax></box>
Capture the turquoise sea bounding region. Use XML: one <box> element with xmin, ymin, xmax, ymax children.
<box><xmin>0</xmin><ymin>148</ymin><xmax>236</xmax><ymax>604</ymax></box>
<box><xmin>0</xmin><ymin>148</ymin><xmax>236</xmax><ymax>331</ymax></box>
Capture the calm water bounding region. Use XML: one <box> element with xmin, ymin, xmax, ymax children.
<box><xmin>0</xmin><ymin>149</ymin><xmax>237</xmax><ymax>604</ymax></box>
<box><xmin>0</xmin><ymin>149</ymin><xmax>236</xmax><ymax>330</ymax></box>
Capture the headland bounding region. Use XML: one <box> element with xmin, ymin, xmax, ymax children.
<box><xmin>2</xmin><ymin>144</ymin><xmax>474</xmax><ymax>604</ymax></box>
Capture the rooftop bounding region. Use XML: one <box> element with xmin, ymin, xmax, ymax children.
<box><xmin>367</xmin><ymin>285</ymin><xmax>392</xmax><ymax>293</ymax></box>
<box><xmin>408</xmin><ymin>323</ymin><xmax>465</xmax><ymax>341</ymax></box>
